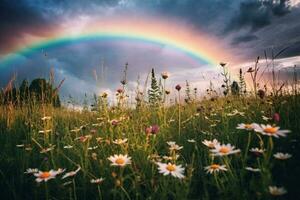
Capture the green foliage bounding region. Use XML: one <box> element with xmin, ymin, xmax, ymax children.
<box><xmin>239</xmin><ymin>68</ymin><xmax>247</xmax><ymax>94</ymax></box>
<box><xmin>185</xmin><ymin>80</ymin><xmax>192</xmax><ymax>103</ymax></box>
<box><xmin>231</xmin><ymin>81</ymin><xmax>240</xmax><ymax>95</ymax></box>
<box><xmin>1</xmin><ymin>78</ymin><xmax>61</xmax><ymax>107</ymax></box>
<box><xmin>0</xmin><ymin>94</ymin><xmax>299</xmax><ymax>199</ymax></box>
<box><xmin>148</xmin><ymin>68</ymin><xmax>162</xmax><ymax>106</ymax></box>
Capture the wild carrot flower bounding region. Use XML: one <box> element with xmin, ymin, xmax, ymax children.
<box><xmin>108</xmin><ymin>154</ymin><xmax>131</xmax><ymax>167</ymax></box>
<box><xmin>269</xmin><ymin>186</ymin><xmax>287</xmax><ymax>196</ymax></box>
<box><xmin>157</xmin><ymin>162</ymin><xmax>185</xmax><ymax>179</ymax></box>
<box><xmin>273</xmin><ymin>152</ymin><xmax>292</xmax><ymax>160</ymax></box>
<box><xmin>236</xmin><ymin>123</ymin><xmax>259</xmax><ymax>131</ymax></box>
<box><xmin>254</xmin><ymin>124</ymin><xmax>290</xmax><ymax>138</ymax></box>
<box><xmin>90</xmin><ymin>178</ymin><xmax>105</xmax><ymax>184</ymax></box>
<box><xmin>62</xmin><ymin>166</ymin><xmax>81</xmax><ymax>179</ymax></box>
<box><xmin>210</xmin><ymin>144</ymin><xmax>240</xmax><ymax>156</ymax></box>
<box><xmin>204</xmin><ymin>164</ymin><xmax>227</xmax><ymax>174</ymax></box>
<box><xmin>202</xmin><ymin>139</ymin><xmax>220</xmax><ymax>148</ymax></box>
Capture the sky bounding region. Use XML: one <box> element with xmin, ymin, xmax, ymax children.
<box><xmin>0</xmin><ymin>0</ymin><xmax>300</xmax><ymax>102</ymax></box>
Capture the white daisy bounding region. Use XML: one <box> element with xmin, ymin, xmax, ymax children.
<box><xmin>167</xmin><ymin>141</ymin><xmax>183</xmax><ymax>151</ymax></box>
<box><xmin>227</xmin><ymin>109</ymin><xmax>245</xmax><ymax>116</ymax></box>
<box><xmin>254</xmin><ymin>124</ymin><xmax>290</xmax><ymax>138</ymax></box>
<box><xmin>108</xmin><ymin>154</ymin><xmax>131</xmax><ymax>167</ymax></box>
<box><xmin>62</xmin><ymin>166</ymin><xmax>81</xmax><ymax>179</ymax></box>
<box><xmin>262</xmin><ymin>116</ymin><xmax>271</xmax><ymax>121</ymax></box>
<box><xmin>269</xmin><ymin>186</ymin><xmax>287</xmax><ymax>196</ymax></box>
<box><xmin>41</xmin><ymin>116</ymin><xmax>51</xmax><ymax>121</ymax></box>
<box><xmin>210</xmin><ymin>144</ymin><xmax>241</xmax><ymax>156</ymax></box>
<box><xmin>204</xmin><ymin>164</ymin><xmax>227</xmax><ymax>174</ymax></box>
<box><xmin>250</xmin><ymin>147</ymin><xmax>265</xmax><ymax>154</ymax></box>
<box><xmin>70</xmin><ymin>128</ymin><xmax>81</xmax><ymax>133</ymax></box>
<box><xmin>96</xmin><ymin>137</ymin><xmax>104</xmax><ymax>143</ymax></box>
<box><xmin>273</xmin><ymin>152</ymin><xmax>292</xmax><ymax>160</ymax></box>
<box><xmin>202</xmin><ymin>139</ymin><xmax>220</xmax><ymax>148</ymax></box>
<box><xmin>162</xmin><ymin>155</ymin><xmax>180</xmax><ymax>161</ymax></box>
<box><xmin>88</xmin><ymin>146</ymin><xmax>99</xmax><ymax>150</ymax></box>
<box><xmin>75</xmin><ymin>135</ymin><xmax>92</xmax><ymax>142</ymax></box>
<box><xmin>112</xmin><ymin>138</ymin><xmax>128</xmax><ymax>145</ymax></box>
<box><xmin>236</xmin><ymin>123</ymin><xmax>259</xmax><ymax>131</ymax></box>
<box><xmin>40</xmin><ymin>145</ymin><xmax>55</xmax><ymax>154</ymax></box>
<box><xmin>157</xmin><ymin>162</ymin><xmax>185</xmax><ymax>179</ymax></box>
<box><xmin>63</xmin><ymin>145</ymin><xmax>73</xmax><ymax>149</ymax></box>
<box><xmin>90</xmin><ymin>178</ymin><xmax>105</xmax><ymax>184</ymax></box>
<box><xmin>38</xmin><ymin>129</ymin><xmax>52</xmax><ymax>134</ymax></box>
<box><xmin>245</xmin><ymin>167</ymin><xmax>261</xmax><ymax>172</ymax></box>
<box><xmin>249</xmin><ymin>148</ymin><xmax>265</xmax><ymax>156</ymax></box>
<box><xmin>187</xmin><ymin>139</ymin><xmax>196</xmax><ymax>143</ymax></box>
<box><xmin>56</xmin><ymin>168</ymin><xmax>66</xmax><ymax>175</ymax></box>
<box><xmin>34</xmin><ymin>170</ymin><xmax>60</xmax><ymax>182</ymax></box>
<box><xmin>24</xmin><ymin>168</ymin><xmax>39</xmax><ymax>174</ymax></box>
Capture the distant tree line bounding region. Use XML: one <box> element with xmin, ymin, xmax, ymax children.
<box><xmin>0</xmin><ymin>78</ymin><xmax>61</xmax><ymax>107</ymax></box>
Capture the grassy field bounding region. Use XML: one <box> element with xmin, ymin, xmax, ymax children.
<box><xmin>0</xmin><ymin>91</ymin><xmax>299</xmax><ymax>199</ymax></box>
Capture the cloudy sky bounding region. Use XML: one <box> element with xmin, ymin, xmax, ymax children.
<box><xmin>0</xmin><ymin>0</ymin><xmax>300</xmax><ymax>102</ymax></box>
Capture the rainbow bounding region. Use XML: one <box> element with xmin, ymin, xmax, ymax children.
<box><xmin>0</xmin><ymin>17</ymin><xmax>237</xmax><ymax>68</ymax></box>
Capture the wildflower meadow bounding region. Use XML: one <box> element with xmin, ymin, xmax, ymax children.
<box><xmin>0</xmin><ymin>63</ymin><xmax>299</xmax><ymax>200</ymax></box>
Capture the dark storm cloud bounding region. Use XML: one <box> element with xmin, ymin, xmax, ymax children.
<box><xmin>0</xmin><ymin>0</ymin><xmax>58</xmax><ymax>53</ymax></box>
<box><xmin>232</xmin><ymin>7</ymin><xmax>300</xmax><ymax>60</ymax></box>
<box><xmin>231</xmin><ymin>34</ymin><xmax>258</xmax><ymax>45</ymax></box>
<box><xmin>132</xmin><ymin>0</ymin><xmax>238</xmax><ymax>32</ymax></box>
<box><xmin>225</xmin><ymin>0</ymin><xmax>291</xmax><ymax>33</ymax></box>
<box><xmin>1</xmin><ymin>0</ymin><xmax>300</xmax><ymax>99</ymax></box>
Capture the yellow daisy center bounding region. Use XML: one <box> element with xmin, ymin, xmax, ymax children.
<box><xmin>264</xmin><ymin>127</ymin><xmax>277</xmax><ymax>134</ymax></box>
<box><xmin>210</xmin><ymin>164</ymin><xmax>220</xmax><ymax>169</ymax></box>
<box><xmin>115</xmin><ymin>158</ymin><xmax>125</xmax><ymax>165</ymax></box>
<box><xmin>219</xmin><ymin>147</ymin><xmax>230</xmax><ymax>154</ymax></box>
<box><xmin>166</xmin><ymin>164</ymin><xmax>176</xmax><ymax>172</ymax></box>
<box><xmin>40</xmin><ymin>172</ymin><xmax>51</xmax><ymax>179</ymax></box>
<box><xmin>244</xmin><ymin>124</ymin><xmax>252</xmax><ymax>129</ymax></box>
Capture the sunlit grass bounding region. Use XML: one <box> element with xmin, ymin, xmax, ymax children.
<box><xmin>0</xmin><ymin>92</ymin><xmax>299</xmax><ymax>199</ymax></box>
